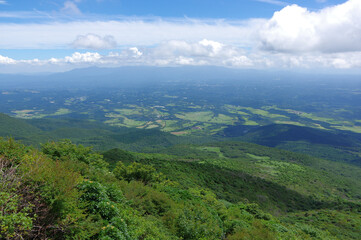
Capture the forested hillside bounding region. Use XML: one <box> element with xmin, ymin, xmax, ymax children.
<box><xmin>0</xmin><ymin>113</ymin><xmax>211</xmax><ymax>151</ymax></box>
<box><xmin>232</xmin><ymin>124</ymin><xmax>361</xmax><ymax>167</ymax></box>
<box><xmin>1</xmin><ymin>138</ymin><xmax>360</xmax><ymax>239</ymax></box>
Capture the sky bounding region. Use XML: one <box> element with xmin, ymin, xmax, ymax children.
<box><xmin>0</xmin><ymin>0</ymin><xmax>360</xmax><ymax>73</ymax></box>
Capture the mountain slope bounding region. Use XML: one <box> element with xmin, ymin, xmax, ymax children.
<box><xmin>139</xmin><ymin>141</ymin><xmax>361</xmax><ymax>205</ymax></box>
<box><xmin>104</xmin><ymin>141</ymin><xmax>361</xmax><ymax>239</ymax></box>
<box><xmin>240</xmin><ymin>124</ymin><xmax>360</xmax><ymax>147</ymax></box>
<box><xmin>0</xmin><ymin>113</ymin><xmax>211</xmax><ymax>151</ymax></box>
<box><xmin>228</xmin><ymin>124</ymin><xmax>361</xmax><ymax>166</ymax></box>
<box><xmin>4</xmin><ymin>138</ymin><xmax>351</xmax><ymax>240</ymax></box>
<box><xmin>0</xmin><ymin>113</ymin><xmax>49</xmax><ymax>144</ymax></box>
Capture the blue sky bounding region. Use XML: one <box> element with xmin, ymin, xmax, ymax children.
<box><xmin>0</xmin><ymin>0</ymin><xmax>360</xmax><ymax>73</ymax></box>
<box><xmin>0</xmin><ymin>0</ymin><xmax>346</xmax><ymax>19</ymax></box>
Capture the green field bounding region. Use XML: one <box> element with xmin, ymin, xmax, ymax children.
<box><xmin>12</xmin><ymin>108</ymin><xmax>72</xmax><ymax>119</ymax></box>
<box><xmin>175</xmin><ymin>111</ymin><xmax>214</xmax><ymax>122</ymax></box>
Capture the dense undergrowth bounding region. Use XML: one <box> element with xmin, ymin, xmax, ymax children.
<box><xmin>1</xmin><ymin>138</ymin><xmax>360</xmax><ymax>239</ymax></box>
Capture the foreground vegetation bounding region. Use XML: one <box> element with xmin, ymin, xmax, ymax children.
<box><xmin>1</xmin><ymin>138</ymin><xmax>360</xmax><ymax>239</ymax></box>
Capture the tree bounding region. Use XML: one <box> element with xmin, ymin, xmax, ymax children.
<box><xmin>113</xmin><ymin>162</ymin><xmax>162</xmax><ymax>184</ymax></box>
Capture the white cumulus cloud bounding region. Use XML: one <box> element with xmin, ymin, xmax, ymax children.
<box><xmin>0</xmin><ymin>55</ymin><xmax>15</xmax><ymax>64</ymax></box>
<box><xmin>129</xmin><ymin>47</ymin><xmax>143</xmax><ymax>57</ymax></box>
<box><xmin>259</xmin><ymin>0</ymin><xmax>361</xmax><ymax>53</ymax></box>
<box><xmin>64</xmin><ymin>52</ymin><xmax>102</xmax><ymax>63</ymax></box>
<box><xmin>151</xmin><ymin>39</ymin><xmax>243</xmax><ymax>62</ymax></box>
<box><xmin>71</xmin><ymin>33</ymin><xmax>117</xmax><ymax>50</ymax></box>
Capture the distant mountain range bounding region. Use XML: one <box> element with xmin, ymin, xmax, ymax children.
<box><xmin>2</xmin><ymin>66</ymin><xmax>361</xmax><ymax>90</ymax></box>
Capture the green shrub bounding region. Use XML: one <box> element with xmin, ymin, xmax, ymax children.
<box><xmin>114</xmin><ymin>162</ymin><xmax>164</xmax><ymax>184</ymax></box>
<box><xmin>165</xmin><ymin>202</ymin><xmax>224</xmax><ymax>240</ymax></box>
<box><xmin>77</xmin><ymin>180</ymin><xmax>132</xmax><ymax>239</ymax></box>
<box><xmin>105</xmin><ymin>185</ymin><xmax>125</xmax><ymax>203</ymax></box>
<box><xmin>20</xmin><ymin>152</ymin><xmax>83</xmax><ymax>218</ymax></box>
<box><xmin>78</xmin><ymin>180</ymin><xmax>108</xmax><ymax>213</ymax></box>
<box><xmin>42</xmin><ymin>139</ymin><xmax>108</xmax><ymax>170</ymax></box>
<box><xmin>0</xmin><ymin>191</ymin><xmax>33</xmax><ymax>239</ymax></box>
<box><xmin>99</xmin><ymin>224</ymin><xmax>128</xmax><ymax>240</ymax></box>
<box><xmin>0</xmin><ymin>137</ymin><xmax>29</xmax><ymax>163</ymax></box>
<box><xmin>227</xmin><ymin>220</ymin><xmax>276</xmax><ymax>240</ymax></box>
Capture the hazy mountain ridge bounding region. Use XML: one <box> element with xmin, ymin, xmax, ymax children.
<box><xmin>2</xmin><ymin>66</ymin><xmax>361</xmax><ymax>90</ymax></box>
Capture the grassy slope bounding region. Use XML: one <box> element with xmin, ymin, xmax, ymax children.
<box><xmin>135</xmin><ymin>142</ymin><xmax>361</xmax><ymax>206</ymax></box>
<box><xmin>103</xmin><ymin>141</ymin><xmax>361</xmax><ymax>239</ymax></box>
